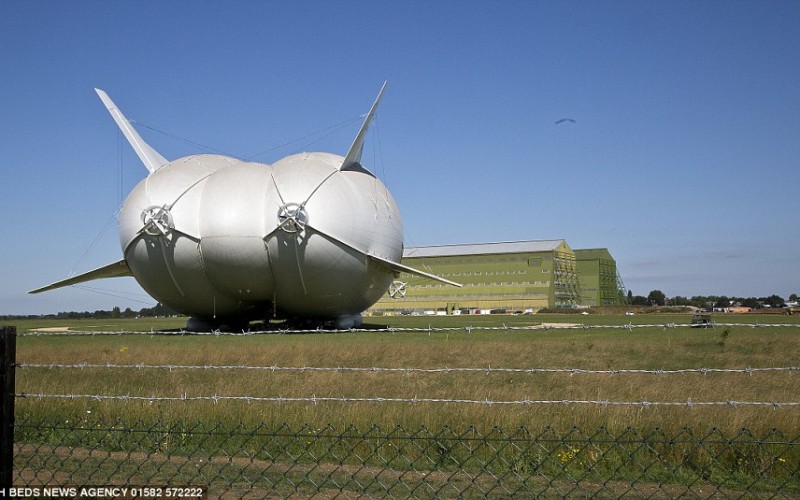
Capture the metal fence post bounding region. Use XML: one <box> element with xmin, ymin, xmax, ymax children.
<box><xmin>0</xmin><ymin>326</ymin><xmax>16</xmax><ymax>491</ymax></box>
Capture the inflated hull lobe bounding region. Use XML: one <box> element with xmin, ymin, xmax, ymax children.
<box><xmin>120</xmin><ymin>153</ymin><xmax>403</xmax><ymax>321</ymax></box>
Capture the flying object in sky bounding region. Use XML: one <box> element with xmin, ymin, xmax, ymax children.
<box><xmin>30</xmin><ymin>83</ymin><xmax>460</xmax><ymax>330</ymax></box>
<box><xmin>554</xmin><ymin>118</ymin><xmax>576</xmax><ymax>125</ymax></box>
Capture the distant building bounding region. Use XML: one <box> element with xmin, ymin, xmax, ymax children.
<box><xmin>574</xmin><ymin>248</ymin><xmax>624</xmax><ymax>306</ymax></box>
<box><xmin>370</xmin><ymin>240</ymin><xmax>624</xmax><ymax>314</ymax></box>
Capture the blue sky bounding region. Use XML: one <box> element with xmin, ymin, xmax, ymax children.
<box><xmin>1</xmin><ymin>0</ymin><xmax>798</xmax><ymax>315</ymax></box>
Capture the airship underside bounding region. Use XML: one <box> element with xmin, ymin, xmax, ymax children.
<box><xmin>31</xmin><ymin>84</ymin><xmax>459</xmax><ymax>330</ymax></box>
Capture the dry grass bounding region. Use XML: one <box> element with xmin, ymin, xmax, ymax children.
<box><xmin>10</xmin><ymin>315</ymin><xmax>800</xmax><ymax>434</ymax></box>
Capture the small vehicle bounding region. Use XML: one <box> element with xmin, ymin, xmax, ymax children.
<box><xmin>690</xmin><ymin>313</ymin><xmax>714</xmax><ymax>328</ymax></box>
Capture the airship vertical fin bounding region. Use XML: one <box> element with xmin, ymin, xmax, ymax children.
<box><xmin>340</xmin><ymin>81</ymin><xmax>387</xmax><ymax>172</ymax></box>
<box><xmin>94</xmin><ymin>88</ymin><xmax>168</xmax><ymax>173</ymax></box>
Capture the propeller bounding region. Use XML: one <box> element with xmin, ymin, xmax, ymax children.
<box><xmin>262</xmin><ymin>171</ymin><xmax>314</xmax><ymax>297</ymax></box>
<box><xmin>389</xmin><ymin>281</ymin><xmax>407</xmax><ymax>299</ymax></box>
<box><xmin>121</xmin><ymin>170</ymin><xmax>214</xmax><ymax>255</ymax></box>
<box><xmin>121</xmin><ymin>164</ymin><xmax>223</xmax><ymax>299</ymax></box>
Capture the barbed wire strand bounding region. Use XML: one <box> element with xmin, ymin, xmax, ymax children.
<box><xmin>16</xmin><ymin>363</ymin><xmax>799</xmax><ymax>376</ymax></box>
<box><xmin>15</xmin><ymin>392</ymin><xmax>800</xmax><ymax>408</ymax></box>
<box><xmin>20</xmin><ymin>322</ymin><xmax>800</xmax><ymax>337</ymax></box>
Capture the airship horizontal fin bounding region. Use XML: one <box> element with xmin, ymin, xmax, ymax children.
<box><xmin>29</xmin><ymin>259</ymin><xmax>132</xmax><ymax>294</ymax></box>
<box><xmin>304</xmin><ymin>220</ymin><xmax>461</xmax><ymax>288</ymax></box>
<box><xmin>95</xmin><ymin>88</ymin><xmax>168</xmax><ymax>173</ymax></box>
<box><xmin>368</xmin><ymin>254</ymin><xmax>463</xmax><ymax>288</ymax></box>
<box><xmin>340</xmin><ymin>81</ymin><xmax>387</xmax><ymax>172</ymax></box>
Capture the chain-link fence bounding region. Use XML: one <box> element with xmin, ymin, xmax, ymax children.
<box><xmin>4</xmin><ymin>325</ymin><xmax>800</xmax><ymax>497</ymax></box>
<box><xmin>12</xmin><ymin>417</ymin><xmax>800</xmax><ymax>498</ymax></box>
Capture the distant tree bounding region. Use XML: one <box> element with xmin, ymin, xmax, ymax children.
<box><xmin>630</xmin><ymin>295</ymin><xmax>649</xmax><ymax>306</ymax></box>
<box><xmin>764</xmin><ymin>295</ymin><xmax>785</xmax><ymax>308</ymax></box>
<box><xmin>670</xmin><ymin>296</ymin><xmax>691</xmax><ymax>306</ymax></box>
<box><xmin>790</xmin><ymin>293</ymin><xmax>798</xmax><ymax>302</ymax></box>
<box><xmin>741</xmin><ymin>297</ymin><xmax>761</xmax><ymax>309</ymax></box>
<box><xmin>138</xmin><ymin>303</ymin><xmax>179</xmax><ymax>317</ymax></box>
<box><xmin>689</xmin><ymin>296</ymin><xmax>705</xmax><ymax>308</ymax></box>
<box><xmin>123</xmin><ymin>307</ymin><xmax>135</xmax><ymax>318</ymax></box>
<box><xmin>647</xmin><ymin>290</ymin><xmax>666</xmax><ymax>306</ymax></box>
<box><xmin>111</xmin><ymin>306</ymin><xmax>121</xmax><ymax>319</ymax></box>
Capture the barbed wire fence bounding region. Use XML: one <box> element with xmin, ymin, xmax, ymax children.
<box><xmin>4</xmin><ymin>324</ymin><xmax>800</xmax><ymax>497</ymax></box>
<box><xmin>21</xmin><ymin>321</ymin><xmax>800</xmax><ymax>336</ymax></box>
<box><xmin>18</xmin><ymin>361</ymin><xmax>800</xmax><ymax>375</ymax></box>
<box><xmin>14</xmin><ymin>362</ymin><xmax>800</xmax><ymax>408</ymax></box>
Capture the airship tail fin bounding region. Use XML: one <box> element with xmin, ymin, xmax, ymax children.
<box><xmin>94</xmin><ymin>89</ymin><xmax>168</xmax><ymax>173</ymax></box>
<box><xmin>340</xmin><ymin>81</ymin><xmax>387</xmax><ymax>172</ymax></box>
<box><xmin>301</xmin><ymin>219</ymin><xmax>461</xmax><ymax>288</ymax></box>
<box><xmin>368</xmin><ymin>254</ymin><xmax>462</xmax><ymax>288</ymax></box>
<box><xmin>29</xmin><ymin>260</ymin><xmax>132</xmax><ymax>294</ymax></box>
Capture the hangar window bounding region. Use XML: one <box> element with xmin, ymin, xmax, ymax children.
<box><xmin>528</xmin><ymin>257</ymin><xmax>541</xmax><ymax>267</ymax></box>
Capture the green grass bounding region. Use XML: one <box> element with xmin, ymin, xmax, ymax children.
<box><xmin>7</xmin><ymin>313</ymin><xmax>799</xmax><ymax>494</ymax></box>
<box><xmin>14</xmin><ymin>418</ymin><xmax>797</xmax><ymax>496</ymax></box>
<box><xmin>8</xmin><ymin>313</ymin><xmax>800</xmax><ymax>434</ymax></box>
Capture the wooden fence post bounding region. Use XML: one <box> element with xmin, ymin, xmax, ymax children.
<box><xmin>0</xmin><ymin>326</ymin><xmax>16</xmax><ymax>491</ymax></box>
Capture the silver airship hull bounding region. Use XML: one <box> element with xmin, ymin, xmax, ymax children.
<box><xmin>31</xmin><ymin>84</ymin><xmax>459</xmax><ymax>329</ymax></box>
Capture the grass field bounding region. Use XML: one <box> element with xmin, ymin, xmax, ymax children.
<box><xmin>8</xmin><ymin>312</ymin><xmax>800</xmax><ymax>435</ymax></box>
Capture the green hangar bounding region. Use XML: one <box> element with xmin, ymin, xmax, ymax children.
<box><xmin>370</xmin><ymin>240</ymin><xmax>625</xmax><ymax>315</ymax></box>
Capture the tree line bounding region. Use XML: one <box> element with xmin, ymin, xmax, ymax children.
<box><xmin>1</xmin><ymin>303</ymin><xmax>178</xmax><ymax>321</ymax></box>
<box><xmin>628</xmin><ymin>291</ymin><xmax>798</xmax><ymax>310</ymax></box>
<box><xmin>3</xmin><ymin>292</ymin><xmax>798</xmax><ymax>322</ymax></box>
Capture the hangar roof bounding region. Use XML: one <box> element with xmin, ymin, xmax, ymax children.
<box><xmin>404</xmin><ymin>240</ymin><xmax>569</xmax><ymax>258</ymax></box>
<box><xmin>574</xmin><ymin>248</ymin><xmax>615</xmax><ymax>261</ymax></box>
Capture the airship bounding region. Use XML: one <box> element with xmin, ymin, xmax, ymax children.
<box><xmin>31</xmin><ymin>83</ymin><xmax>459</xmax><ymax>330</ymax></box>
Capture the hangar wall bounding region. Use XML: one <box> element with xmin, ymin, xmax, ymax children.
<box><xmin>574</xmin><ymin>248</ymin><xmax>623</xmax><ymax>307</ymax></box>
<box><xmin>370</xmin><ymin>240</ymin><xmax>623</xmax><ymax>314</ymax></box>
<box><xmin>369</xmin><ymin>239</ymin><xmax>620</xmax><ymax>314</ymax></box>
